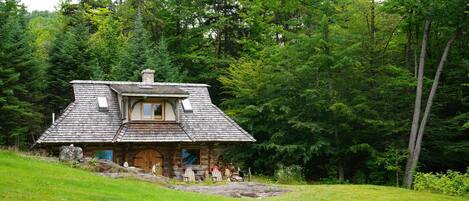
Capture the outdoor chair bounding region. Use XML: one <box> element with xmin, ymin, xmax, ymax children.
<box><xmin>183</xmin><ymin>167</ymin><xmax>195</xmax><ymax>182</ymax></box>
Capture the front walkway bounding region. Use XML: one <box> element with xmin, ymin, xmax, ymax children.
<box><xmin>170</xmin><ymin>182</ymin><xmax>289</xmax><ymax>198</ymax></box>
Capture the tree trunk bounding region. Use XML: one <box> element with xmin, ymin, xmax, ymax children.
<box><xmin>338</xmin><ymin>160</ymin><xmax>344</xmax><ymax>182</ymax></box>
<box><xmin>322</xmin><ymin>15</ymin><xmax>331</xmax><ymax>55</ymax></box>
<box><xmin>368</xmin><ymin>0</ymin><xmax>377</xmax><ymax>65</ymax></box>
<box><xmin>414</xmin><ymin>44</ymin><xmax>418</xmax><ymax>77</ymax></box>
<box><xmin>407</xmin><ymin>31</ymin><xmax>458</xmax><ymax>186</ymax></box>
<box><xmin>405</xmin><ymin>24</ymin><xmax>412</xmax><ymax>68</ymax></box>
<box><xmin>403</xmin><ymin>20</ymin><xmax>430</xmax><ymax>188</ymax></box>
<box><xmin>333</xmin><ymin>119</ymin><xmax>343</xmax><ymax>182</ymax></box>
<box><xmin>396</xmin><ymin>171</ymin><xmax>399</xmax><ymax>187</ymax></box>
<box><xmin>414</xmin><ymin>23</ymin><xmax>420</xmax><ymax>77</ymax></box>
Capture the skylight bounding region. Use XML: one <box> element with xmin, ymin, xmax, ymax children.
<box><xmin>181</xmin><ymin>99</ymin><xmax>193</xmax><ymax>112</ymax></box>
<box><xmin>97</xmin><ymin>97</ymin><xmax>108</xmax><ymax>110</ymax></box>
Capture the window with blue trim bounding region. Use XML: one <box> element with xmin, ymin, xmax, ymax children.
<box><xmin>182</xmin><ymin>149</ymin><xmax>200</xmax><ymax>166</ymax></box>
<box><xmin>94</xmin><ymin>150</ymin><xmax>113</xmax><ymax>160</ymax></box>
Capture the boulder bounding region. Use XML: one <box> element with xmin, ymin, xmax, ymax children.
<box><xmin>59</xmin><ymin>144</ymin><xmax>83</xmax><ymax>162</ymax></box>
<box><xmin>93</xmin><ymin>159</ymin><xmax>143</xmax><ymax>174</ymax></box>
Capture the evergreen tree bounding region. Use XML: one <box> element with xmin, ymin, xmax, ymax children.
<box><xmin>45</xmin><ymin>3</ymin><xmax>92</xmax><ymax>114</ymax></box>
<box><xmin>111</xmin><ymin>8</ymin><xmax>153</xmax><ymax>81</ymax></box>
<box><xmin>151</xmin><ymin>37</ymin><xmax>183</xmax><ymax>82</ymax></box>
<box><xmin>0</xmin><ymin>0</ymin><xmax>44</xmax><ymax>147</ymax></box>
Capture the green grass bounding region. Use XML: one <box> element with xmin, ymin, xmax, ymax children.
<box><xmin>271</xmin><ymin>185</ymin><xmax>469</xmax><ymax>201</ymax></box>
<box><xmin>0</xmin><ymin>151</ymin><xmax>467</xmax><ymax>201</ymax></box>
<box><xmin>0</xmin><ymin>151</ymin><xmax>230</xmax><ymax>201</ymax></box>
<box><xmin>250</xmin><ymin>174</ymin><xmax>277</xmax><ymax>184</ymax></box>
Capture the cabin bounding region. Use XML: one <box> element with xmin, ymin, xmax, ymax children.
<box><xmin>35</xmin><ymin>69</ymin><xmax>255</xmax><ymax>178</ymax></box>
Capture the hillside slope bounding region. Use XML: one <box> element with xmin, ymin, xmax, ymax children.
<box><xmin>0</xmin><ymin>151</ymin><xmax>232</xmax><ymax>201</ymax></box>
<box><xmin>0</xmin><ymin>151</ymin><xmax>466</xmax><ymax>201</ymax></box>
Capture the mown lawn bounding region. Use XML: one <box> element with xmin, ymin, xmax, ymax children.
<box><xmin>0</xmin><ymin>151</ymin><xmax>466</xmax><ymax>201</ymax></box>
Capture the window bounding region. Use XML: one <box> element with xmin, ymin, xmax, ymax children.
<box><xmin>143</xmin><ymin>103</ymin><xmax>152</xmax><ymax>119</ymax></box>
<box><xmin>97</xmin><ymin>97</ymin><xmax>108</xmax><ymax>111</ymax></box>
<box><xmin>94</xmin><ymin>150</ymin><xmax>113</xmax><ymax>160</ymax></box>
<box><xmin>181</xmin><ymin>99</ymin><xmax>193</xmax><ymax>112</ymax></box>
<box><xmin>182</xmin><ymin>149</ymin><xmax>200</xmax><ymax>166</ymax></box>
<box><xmin>142</xmin><ymin>102</ymin><xmax>164</xmax><ymax>120</ymax></box>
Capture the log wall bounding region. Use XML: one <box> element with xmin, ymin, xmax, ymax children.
<box><xmin>72</xmin><ymin>142</ymin><xmax>228</xmax><ymax>178</ymax></box>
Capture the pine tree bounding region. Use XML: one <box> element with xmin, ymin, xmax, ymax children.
<box><xmin>111</xmin><ymin>8</ymin><xmax>151</xmax><ymax>81</ymax></box>
<box><xmin>151</xmin><ymin>37</ymin><xmax>183</xmax><ymax>82</ymax></box>
<box><xmin>45</xmin><ymin>6</ymin><xmax>92</xmax><ymax>114</ymax></box>
<box><xmin>111</xmin><ymin>5</ymin><xmax>184</xmax><ymax>82</ymax></box>
<box><xmin>0</xmin><ymin>0</ymin><xmax>45</xmax><ymax>147</ymax></box>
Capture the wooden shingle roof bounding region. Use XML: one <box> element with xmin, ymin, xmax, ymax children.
<box><xmin>37</xmin><ymin>84</ymin><xmax>122</xmax><ymax>143</ymax></box>
<box><xmin>110</xmin><ymin>84</ymin><xmax>189</xmax><ymax>98</ymax></box>
<box><xmin>113</xmin><ymin>123</ymin><xmax>193</xmax><ymax>142</ymax></box>
<box><xmin>36</xmin><ymin>80</ymin><xmax>255</xmax><ymax>144</ymax></box>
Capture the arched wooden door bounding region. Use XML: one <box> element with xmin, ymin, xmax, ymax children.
<box><xmin>134</xmin><ymin>149</ymin><xmax>163</xmax><ymax>175</ymax></box>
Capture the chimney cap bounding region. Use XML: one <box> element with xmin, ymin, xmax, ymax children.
<box><xmin>141</xmin><ymin>69</ymin><xmax>155</xmax><ymax>74</ymax></box>
<box><xmin>141</xmin><ymin>69</ymin><xmax>155</xmax><ymax>84</ymax></box>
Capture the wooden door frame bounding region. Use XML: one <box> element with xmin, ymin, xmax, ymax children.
<box><xmin>133</xmin><ymin>148</ymin><xmax>164</xmax><ymax>174</ymax></box>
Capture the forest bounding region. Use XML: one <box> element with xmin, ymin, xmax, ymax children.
<box><xmin>0</xmin><ymin>0</ymin><xmax>467</xmax><ymax>186</ymax></box>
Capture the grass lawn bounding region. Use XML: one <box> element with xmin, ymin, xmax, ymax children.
<box><xmin>0</xmin><ymin>150</ymin><xmax>467</xmax><ymax>201</ymax></box>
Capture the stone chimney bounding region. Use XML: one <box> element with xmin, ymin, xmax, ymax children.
<box><xmin>141</xmin><ymin>69</ymin><xmax>155</xmax><ymax>84</ymax></box>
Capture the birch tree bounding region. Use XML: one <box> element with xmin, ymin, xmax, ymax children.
<box><xmin>403</xmin><ymin>20</ymin><xmax>461</xmax><ymax>188</ymax></box>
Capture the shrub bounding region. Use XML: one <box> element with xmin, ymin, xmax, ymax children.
<box><xmin>413</xmin><ymin>169</ymin><xmax>469</xmax><ymax>197</ymax></box>
<box><xmin>274</xmin><ymin>165</ymin><xmax>306</xmax><ymax>184</ymax></box>
<box><xmin>90</xmin><ymin>158</ymin><xmax>97</xmax><ymax>166</ymax></box>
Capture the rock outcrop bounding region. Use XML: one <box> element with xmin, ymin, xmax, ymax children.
<box><xmin>59</xmin><ymin>144</ymin><xmax>83</xmax><ymax>162</ymax></box>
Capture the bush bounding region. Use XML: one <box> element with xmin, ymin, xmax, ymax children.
<box><xmin>274</xmin><ymin>165</ymin><xmax>306</xmax><ymax>184</ymax></box>
<box><xmin>413</xmin><ymin>169</ymin><xmax>469</xmax><ymax>197</ymax></box>
<box><xmin>89</xmin><ymin>158</ymin><xmax>97</xmax><ymax>166</ymax></box>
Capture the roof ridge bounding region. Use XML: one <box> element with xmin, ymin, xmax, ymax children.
<box><xmin>35</xmin><ymin>102</ymin><xmax>77</xmax><ymax>145</ymax></box>
<box><xmin>211</xmin><ymin>104</ymin><xmax>256</xmax><ymax>142</ymax></box>
<box><xmin>71</xmin><ymin>80</ymin><xmax>209</xmax><ymax>87</ymax></box>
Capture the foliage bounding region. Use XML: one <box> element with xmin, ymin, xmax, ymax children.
<box><xmin>0</xmin><ymin>0</ymin><xmax>467</xmax><ymax>187</ymax></box>
<box><xmin>414</xmin><ymin>170</ymin><xmax>469</xmax><ymax>197</ymax></box>
<box><xmin>27</xmin><ymin>11</ymin><xmax>62</xmax><ymax>61</ymax></box>
<box><xmin>374</xmin><ymin>147</ymin><xmax>408</xmax><ymax>186</ymax></box>
<box><xmin>151</xmin><ymin>37</ymin><xmax>184</xmax><ymax>82</ymax></box>
<box><xmin>89</xmin><ymin>157</ymin><xmax>97</xmax><ymax>166</ymax></box>
<box><xmin>219</xmin><ymin>0</ymin><xmax>468</xmax><ymax>184</ymax></box>
<box><xmin>85</xmin><ymin>4</ymin><xmax>125</xmax><ymax>80</ymax></box>
<box><xmin>274</xmin><ymin>165</ymin><xmax>306</xmax><ymax>185</ymax></box>
<box><xmin>44</xmin><ymin>6</ymin><xmax>92</xmax><ymax>115</ymax></box>
<box><xmin>111</xmin><ymin>7</ymin><xmax>153</xmax><ymax>81</ymax></box>
<box><xmin>0</xmin><ymin>0</ymin><xmax>45</xmax><ymax>147</ymax></box>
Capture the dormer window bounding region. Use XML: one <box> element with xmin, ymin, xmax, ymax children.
<box><xmin>97</xmin><ymin>97</ymin><xmax>108</xmax><ymax>111</ymax></box>
<box><xmin>142</xmin><ymin>102</ymin><xmax>164</xmax><ymax>120</ymax></box>
<box><xmin>181</xmin><ymin>99</ymin><xmax>193</xmax><ymax>113</ymax></box>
